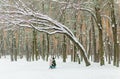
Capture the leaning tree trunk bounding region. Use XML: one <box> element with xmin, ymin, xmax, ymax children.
<box><xmin>32</xmin><ymin>13</ymin><xmax>91</xmax><ymax>66</ymax></box>
<box><xmin>1</xmin><ymin>0</ymin><xmax>90</xmax><ymax>66</ymax></box>
<box><xmin>66</xmin><ymin>33</ymin><xmax>90</xmax><ymax>66</ymax></box>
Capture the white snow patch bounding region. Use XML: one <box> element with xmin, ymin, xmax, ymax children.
<box><xmin>52</xmin><ymin>0</ymin><xmax>58</xmax><ymax>1</ymax></box>
<box><xmin>112</xmin><ymin>24</ymin><xmax>115</xmax><ymax>27</ymax></box>
<box><xmin>0</xmin><ymin>56</ymin><xmax>119</xmax><ymax>79</ymax></box>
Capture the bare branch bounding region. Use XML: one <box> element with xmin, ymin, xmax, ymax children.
<box><xmin>0</xmin><ymin>0</ymin><xmax>90</xmax><ymax>66</ymax></box>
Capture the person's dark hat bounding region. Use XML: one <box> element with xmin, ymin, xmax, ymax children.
<box><xmin>52</xmin><ymin>57</ymin><xmax>55</xmax><ymax>59</ymax></box>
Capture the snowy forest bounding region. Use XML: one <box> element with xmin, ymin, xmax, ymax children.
<box><xmin>0</xmin><ymin>0</ymin><xmax>120</xmax><ymax>67</ymax></box>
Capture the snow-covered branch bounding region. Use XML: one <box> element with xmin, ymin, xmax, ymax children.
<box><xmin>0</xmin><ymin>0</ymin><xmax>90</xmax><ymax>66</ymax></box>
<box><xmin>101</xmin><ymin>15</ymin><xmax>112</xmax><ymax>22</ymax></box>
<box><xmin>53</xmin><ymin>0</ymin><xmax>97</xmax><ymax>24</ymax></box>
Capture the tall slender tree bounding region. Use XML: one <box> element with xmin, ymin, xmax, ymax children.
<box><xmin>110</xmin><ymin>0</ymin><xmax>118</xmax><ymax>66</ymax></box>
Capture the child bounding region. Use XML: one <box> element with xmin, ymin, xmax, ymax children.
<box><xmin>51</xmin><ymin>57</ymin><xmax>56</xmax><ymax>68</ymax></box>
<box><xmin>49</xmin><ymin>57</ymin><xmax>56</xmax><ymax>69</ymax></box>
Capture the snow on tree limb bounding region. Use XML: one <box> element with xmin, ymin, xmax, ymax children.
<box><xmin>0</xmin><ymin>0</ymin><xmax>90</xmax><ymax>66</ymax></box>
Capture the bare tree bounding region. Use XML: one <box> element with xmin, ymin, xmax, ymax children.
<box><xmin>0</xmin><ymin>0</ymin><xmax>90</xmax><ymax>66</ymax></box>
<box><xmin>110</xmin><ymin>0</ymin><xmax>118</xmax><ymax>66</ymax></box>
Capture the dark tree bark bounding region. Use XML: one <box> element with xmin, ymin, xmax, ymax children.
<box><xmin>73</xmin><ymin>11</ymin><xmax>78</xmax><ymax>62</ymax></box>
<box><xmin>91</xmin><ymin>17</ymin><xmax>98</xmax><ymax>62</ymax></box>
<box><xmin>95</xmin><ymin>6</ymin><xmax>104</xmax><ymax>65</ymax></box>
<box><xmin>46</xmin><ymin>34</ymin><xmax>50</xmax><ymax>61</ymax></box>
<box><xmin>116</xmin><ymin>42</ymin><xmax>119</xmax><ymax>67</ymax></box>
<box><xmin>32</xmin><ymin>28</ymin><xmax>38</xmax><ymax>61</ymax></box>
<box><xmin>110</xmin><ymin>0</ymin><xmax>118</xmax><ymax>66</ymax></box>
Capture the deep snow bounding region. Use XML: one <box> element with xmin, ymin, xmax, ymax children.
<box><xmin>0</xmin><ymin>56</ymin><xmax>119</xmax><ymax>79</ymax></box>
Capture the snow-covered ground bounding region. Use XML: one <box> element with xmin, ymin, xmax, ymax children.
<box><xmin>0</xmin><ymin>56</ymin><xmax>119</xmax><ymax>79</ymax></box>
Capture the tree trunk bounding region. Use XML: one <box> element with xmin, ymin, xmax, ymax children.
<box><xmin>59</xmin><ymin>5</ymin><xmax>67</xmax><ymax>62</ymax></box>
<box><xmin>116</xmin><ymin>42</ymin><xmax>119</xmax><ymax>67</ymax></box>
<box><xmin>46</xmin><ymin>34</ymin><xmax>49</xmax><ymax>61</ymax></box>
<box><xmin>63</xmin><ymin>35</ymin><xmax>67</xmax><ymax>62</ymax></box>
<box><xmin>91</xmin><ymin>17</ymin><xmax>98</xmax><ymax>62</ymax></box>
<box><xmin>95</xmin><ymin>6</ymin><xmax>104</xmax><ymax>65</ymax></box>
<box><xmin>32</xmin><ymin>28</ymin><xmax>38</xmax><ymax>61</ymax></box>
<box><xmin>13</xmin><ymin>32</ymin><xmax>17</xmax><ymax>61</ymax></box>
<box><xmin>110</xmin><ymin>0</ymin><xmax>118</xmax><ymax>66</ymax></box>
<box><xmin>11</xmin><ymin>31</ymin><xmax>14</xmax><ymax>61</ymax></box>
<box><xmin>25</xmin><ymin>32</ymin><xmax>30</xmax><ymax>61</ymax></box>
<box><xmin>107</xmin><ymin>38</ymin><xmax>112</xmax><ymax>64</ymax></box>
<box><xmin>73</xmin><ymin>11</ymin><xmax>77</xmax><ymax>62</ymax></box>
<box><xmin>66</xmin><ymin>34</ymin><xmax>90</xmax><ymax>66</ymax></box>
<box><xmin>42</xmin><ymin>34</ymin><xmax>45</xmax><ymax>60</ymax></box>
<box><xmin>99</xmin><ymin>28</ymin><xmax>104</xmax><ymax>65</ymax></box>
<box><xmin>88</xmin><ymin>28</ymin><xmax>91</xmax><ymax>59</ymax></box>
